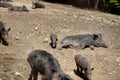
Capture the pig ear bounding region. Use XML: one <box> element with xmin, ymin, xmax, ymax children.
<box><xmin>93</xmin><ymin>34</ymin><xmax>98</xmax><ymax>40</ymax></box>
<box><xmin>91</xmin><ymin>68</ymin><xmax>94</xmax><ymax>71</ymax></box>
<box><xmin>85</xmin><ymin>68</ymin><xmax>88</xmax><ymax>71</ymax></box>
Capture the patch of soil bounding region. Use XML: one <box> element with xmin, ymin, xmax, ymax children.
<box><xmin>0</xmin><ymin>0</ymin><xmax>120</xmax><ymax>80</ymax></box>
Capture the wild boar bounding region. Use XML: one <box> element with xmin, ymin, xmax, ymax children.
<box><xmin>0</xmin><ymin>21</ymin><xmax>10</xmax><ymax>46</ymax></box>
<box><xmin>50</xmin><ymin>32</ymin><xmax>58</xmax><ymax>48</ymax></box>
<box><xmin>75</xmin><ymin>54</ymin><xmax>94</xmax><ymax>80</ymax></box>
<box><xmin>27</xmin><ymin>49</ymin><xmax>72</xmax><ymax>80</ymax></box>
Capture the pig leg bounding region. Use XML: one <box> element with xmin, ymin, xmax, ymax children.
<box><xmin>80</xmin><ymin>43</ymin><xmax>85</xmax><ymax>50</ymax></box>
<box><xmin>28</xmin><ymin>69</ymin><xmax>38</xmax><ymax>80</ymax></box>
<box><xmin>58</xmin><ymin>43</ymin><xmax>70</xmax><ymax>50</ymax></box>
<box><xmin>42</xmin><ymin>68</ymin><xmax>53</xmax><ymax>80</ymax></box>
<box><xmin>33</xmin><ymin>69</ymin><xmax>38</xmax><ymax>80</ymax></box>
<box><xmin>41</xmin><ymin>75</ymin><xmax>46</xmax><ymax>80</ymax></box>
<box><xmin>76</xmin><ymin>63</ymin><xmax>79</xmax><ymax>72</ymax></box>
<box><xmin>28</xmin><ymin>70</ymin><xmax>33</xmax><ymax>80</ymax></box>
<box><xmin>79</xmin><ymin>66</ymin><xmax>83</xmax><ymax>73</ymax></box>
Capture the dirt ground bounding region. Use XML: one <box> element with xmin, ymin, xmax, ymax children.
<box><xmin>0</xmin><ymin>0</ymin><xmax>120</xmax><ymax>80</ymax></box>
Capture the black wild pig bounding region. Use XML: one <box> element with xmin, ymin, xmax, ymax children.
<box><xmin>0</xmin><ymin>2</ymin><xmax>12</xmax><ymax>8</ymax></box>
<box><xmin>27</xmin><ymin>49</ymin><xmax>72</xmax><ymax>80</ymax></box>
<box><xmin>0</xmin><ymin>21</ymin><xmax>10</xmax><ymax>46</ymax></box>
<box><xmin>50</xmin><ymin>33</ymin><xmax>58</xmax><ymax>48</ymax></box>
<box><xmin>32</xmin><ymin>2</ymin><xmax>45</xmax><ymax>9</ymax></box>
<box><xmin>75</xmin><ymin>54</ymin><xmax>94</xmax><ymax>80</ymax></box>
<box><xmin>8</xmin><ymin>5</ymin><xmax>29</xmax><ymax>12</ymax></box>
<box><xmin>59</xmin><ymin>34</ymin><xmax>108</xmax><ymax>50</ymax></box>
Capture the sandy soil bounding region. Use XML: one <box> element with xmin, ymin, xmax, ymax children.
<box><xmin>0</xmin><ymin>0</ymin><xmax>120</xmax><ymax>80</ymax></box>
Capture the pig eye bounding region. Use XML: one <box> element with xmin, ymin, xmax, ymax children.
<box><xmin>34</xmin><ymin>55</ymin><xmax>37</xmax><ymax>58</ymax></box>
<box><xmin>85</xmin><ymin>68</ymin><xmax>88</xmax><ymax>71</ymax></box>
<box><xmin>2</xmin><ymin>28</ymin><xmax>5</xmax><ymax>31</ymax></box>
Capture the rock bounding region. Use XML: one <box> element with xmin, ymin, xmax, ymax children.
<box><xmin>118</xmin><ymin>64</ymin><xmax>120</xmax><ymax>66</ymax></box>
<box><xmin>109</xmin><ymin>72</ymin><xmax>112</xmax><ymax>75</ymax></box>
<box><xmin>73</xmin><ymin>15</ymin><xmax>77</xmax><ymax>18</ymax></box>
<box><xmin>34</xmin><ymin>27</ymin><xmax>39</xmax><ymax>31</ymax></box>
<box><xmin>15</xmin><ymin>36</ymin><xmax>19</xmax><ymax>40</ymax></box>
<box><xmin>64</xmin><ymin>12</ymin><xmax>68</xmax><ymax>14</ymax></box>
<box><xmin>103</xmin><ymin>58</ymin><xmax>108</xmax><ymax>60</ymax></box>
<box><xmin>43</xmin><ymin>38</ymin><xmax>48</xmax><ymax>43</ymax></box>
<box><xmin>63</xmin><ymin>19</ymin><xmax>67</xmax><ymax>21</ymax></box>
<box><xmin>15</xmin><ymin>72</ymin><xmax>23</xmax><ymax>77</ymax></box>
<box><xmin>116</xmin><ymin>57</ymin><xmax>120</xmax><ymax>62</ymax></box>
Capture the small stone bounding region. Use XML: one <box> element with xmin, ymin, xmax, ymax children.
<box><xmin>118</xmin><ymin>64</ymin><xmax>120</xmax><ymax>66</ymax></box>
<box><xmin>116</xmin><ymin>57</ymin><xmax>120</xmax><ymax>62</ymax></box>
<box><xmin>64</xmin><ymin>12</ymin><xmax>68</xmax><ymax>14</ymax></box>
<box><xmin>43</xmin><ymin>38</ymin><xmax>48</xmax><ymax>43</ymax></box>
<box><xmin>15</xmin><ymin>36</ymin><xmax>19</xmax><ymax>40</ymax></box>
<box><xmin>15</xmin><ymin>72</ymin><xmax>23</xmax><ymax>77</ymax></box>
<box><xmin>63</xmin><ymin>19</ymin><xmax>67</xmax><ymax>21</ymax></box>
<box><xmin>34</xmin><ymin>27</ymin><xmax>39</xmax><ymax>31</ymax></box>
<box><xmin>73</xmin><ymin>15</ymin><xmax>77</xmax><ymax>18</ymax></box>
<box><xmin>103</xmin><ymin>58</ymin><xmax>108</xmax><ymax>60</ymax></box>
<box><xmin>111</xmin><ymin>20</ymin><xmax>116</xmax><ymax>23</ymax></box>
<box><xmin>109</xmin><ymin>72</ymin><xmax>112</xmax><ymax>75</ymax></box>
<box><xmin>48</xmin><ymin>18</ymin><xmax>52</xmax><ymax>20</ymax></box>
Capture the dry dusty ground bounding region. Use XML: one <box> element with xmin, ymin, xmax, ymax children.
<box><xmin>0</xmin><ymin>0</ymin><xmax>120</xmax><ymax>80</ymax></box>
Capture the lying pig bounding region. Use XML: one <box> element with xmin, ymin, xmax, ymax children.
<box><xmin>59</xmin><ymin>34</ymin><xmax>108</xmax><ymax>50</ymax></box>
